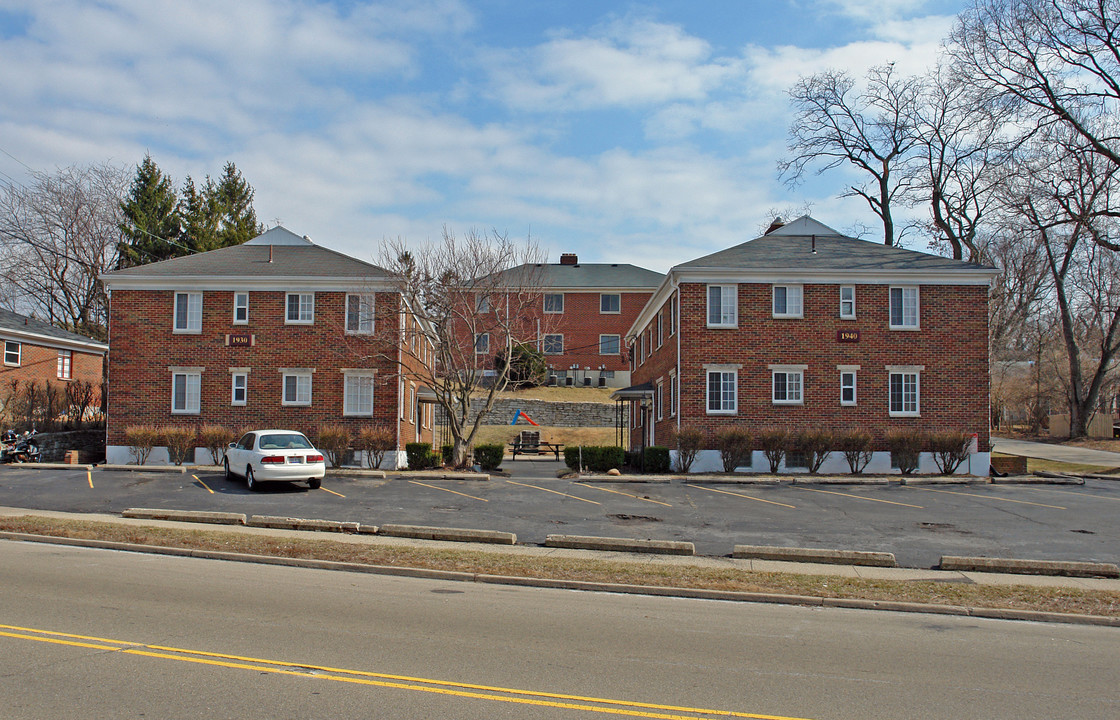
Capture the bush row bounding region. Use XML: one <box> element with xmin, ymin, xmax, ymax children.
<box><xmin>404</xmin><ymin>441</ymin><xmax>505</xmax><ymax>470</ymax></box>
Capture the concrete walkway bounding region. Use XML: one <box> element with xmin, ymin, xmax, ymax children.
<box><xmin>991</xmin><ymin>436</ymin><xmax>1120</xmax><ymax>468</ymax></box>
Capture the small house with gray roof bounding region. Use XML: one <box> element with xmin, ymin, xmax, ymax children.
<box><xmin>621</xmin><ymin>216</ymin><xmax>998</xmax><ymax>474</ymax></box>
<box><xmin>100</xmin><ymin>226</ymin><xmax>435</xmax><ymax>468</ymax></box>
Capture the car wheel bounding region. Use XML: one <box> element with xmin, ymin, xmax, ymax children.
<box><xmin>246</xmin><ymin>465</ymin><xmax>257</xmax><ymax>491</ymax></box>
<box><xmin>308</xmin><ymin>478</ymin><xmax>321</xmax><ymax>490</ymax></box>
<box><xmin>224</xmin><ymin>458</ymin><xmax>232</xmax><ymax>481</ymax></box>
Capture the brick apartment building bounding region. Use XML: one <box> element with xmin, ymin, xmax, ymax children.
<box><xmin>100</xmin><ymin>226</ymin><xmax>434</xmax><ymax>467</ymax></box>
<box><xmin>0</xmin><ymin>309</ymin><xmax>107</xmax><ymax>415</ymax></box>
<box><xmin>621</xmin><ymin>216</ymin><xmax>998</xmax><ymax>474</ymax></box>
<box><xmin>477</xmin><ymin>253</ymin><xmax>662</xmax><ymax>388</ymax></box>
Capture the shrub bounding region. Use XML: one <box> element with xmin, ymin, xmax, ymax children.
<box><xmin>441</xmin><ymin>444</ymin><xmax>455</xmax><ymax>466</ymax></box>
<box><xmin>197</xmin><ymin>424</ymin><xmax>236</xmax><ymax>465</ymax></box>
<box><xmin>756</xmin><ymin>429</ymin><xmax>789</xmax><ymax>473</ymax></box>
<box><xmin>929</xmin><ymin>431</ymin><xmax>973</xmax><ymax>475</ymax></box>
<box><xmin>673</xmin><ymin>426</ymin><xmax>704</xmax><ymax>473</ymax></box>
<box><xmin>161</xmin><ymin>425</ymin><xmax>196</xmax><ymax>466</ymax></box>
<box><xmin>564</xmin><ymin>445</ymin><xmax>624</xmax><ymax>472</ymax></box>
<box><xmin>473</xmin><ymin>443</ymin><xmax>504</xmax><ymax>470</ymax></box>
<box><xmin>886</xmin><ymin>429</ymin><xmax>925</xmax><ymax>474</ymax></box>
<box><xmin>643</xmin><ymin>446</ymin><xmax>671</xmax><ymax>473</ymax></box>
<box><xmin>714</xmin><ymin>428</ymin><xmax>752</xmax><ymax>472</ymax></box>
<box><xmin>405</xmin><ymin>442</ymin><xmax>438</xmax><ymax>470</ymax></box>
<box><xmin>835</xmin><ymin>429</ymin><xmax>874</xmax><ymax>474</ymax></box>
<box><xmin>794</xmin><ymin>429</ymin><xmax>835</xmax><ymax>474</ymax></box>
<box><xmin>356</xmin><ymin>425</ymin><xmax>396</xmax><ymax>469</ymax></box>
<box><xmin>124</xmin><ymin>425</ymin><xmax>162</xmax><ymax>465</ymax></box>
<box><xmin>315</xmin><ymin>425</ymin><xmax>352</xmax><ymax>468</ymax></box>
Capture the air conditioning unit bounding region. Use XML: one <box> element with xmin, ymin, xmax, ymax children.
<box><xmin>583</xmin><ymin>377</ymin><xmax>592</xmax><ymax>386</ymax></box>
<box><xmin>598</xmin><ymin>376</ymin><xmax>606</xmax><ymax>387</ymax></box>
<box><xmin>565</xmin><ymin>376</ymin><xmax>574</xmax><ymax>386</ymax></box>
<box><xmin>548</xmin><ymin>375</ymin><xmax>557</xmax><ymax>386</ymax></box>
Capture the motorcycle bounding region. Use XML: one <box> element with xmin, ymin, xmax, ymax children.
<box><xmin>1</xmin><ymin>430</ymin><xmax>42</xmax><ymax>464</ymax></box>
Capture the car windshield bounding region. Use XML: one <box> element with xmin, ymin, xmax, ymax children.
<box><xmin>259</xmin><ymin>433</ymin><xmax>313</xmax><ymax>450</ymax></box>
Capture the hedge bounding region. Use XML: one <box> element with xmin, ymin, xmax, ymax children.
<box><xmin>405</xmin><ymin>442</ymin><xmax>438</xmax><ymax>470</ymax></box>
<box><xmin>564</xmin><ymin>445</ymin><xmax>625</xmax><ymax>472</ymax></box>
<box><xmin>473</xmin><ymin>443</ymin><xmax>504</xmax><ymax>470</ymax></box>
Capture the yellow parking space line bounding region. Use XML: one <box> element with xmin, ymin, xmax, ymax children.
<box><xmin>582</xmin><ymin>484</ymin><xmax>672</xmax><ymax>507</ymax></box>
<box><xmin>87</xmin><ymin>470</ymin><xmax>93</xmax><ymax>489</ymax></box>
<box><xmin>192</xmin><ymin>474</ymin><xmax>214</xmax><ymax>494</ymax></box>
<box><xmin>0</xmin><ymin>623</ymin><xmax>817</xmax><ymax>720</ymax></box>
<box><xmin>409</xmin><ymin>480</ymin><xmax>486</xmax><ymax>502</ymax></box>
<box><xmin>794</xmin><ymin>486</ymin><xmax>923</xmax><ymax>509</ymax></box>
<box><xmin>685</xmin><ymin>484</ymin><xmax>796</xmax><ymax>509</ymax></box>
<box><xmin>320</xmin><ymin>486</ymin><xmax>346</xmax><ymax>498</ymax></box>
<box><xmin>506</xmin><ymin>479</ymin><xmax>600</xmax><ymax>505</ymax></box>
<box><xmin>911</xmin><ymin>486</ymin><xmax>1065</xmax><ymax>509</ymax></box>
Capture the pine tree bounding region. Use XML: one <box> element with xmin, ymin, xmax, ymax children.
<box><xmin>212</xmin><ymin>162</ymin><xmax>262</xmax><ymax>248</ymax></box>
<box><xmin>179</xmin><ymin>175</ymin><xmax>219</xmax><ymax>253</ymax></box>
<box><xmin>118</xmin><ymin>154</ymin><xmax>182</xmax><ymax>267</ymax></box>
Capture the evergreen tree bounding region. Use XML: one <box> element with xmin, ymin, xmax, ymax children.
<box><xmin>179</xmin><ymin>175</ymin><xmax>220</xmax><ymax>253</ymax></box>
<box><xmin>212</xmin><ymin>161</ymin><xmax>262</xmax><ymax>248</ymax></box>
<box><xmin>118</xmin><ymin>154</ymin><xmax>182</xmax><ymax>267</ymax></box>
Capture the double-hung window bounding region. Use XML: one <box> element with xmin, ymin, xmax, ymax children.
<box><xmin>705</xmin><ymin>366</ymin><xmax>738</xmax><ymax>414</ymax></box>
<box><xmin>57</xmin><ymin>350</ymin><xmax>72</xmax><ymax>380</ymax></box>
<box><xmin>600</xmin><ymin>293</ymin><xmax>620</xmax><ymax>314</ymax></box>
<box><xmin>475</xmin><ymin>333</ymin><xmax>490</xmax><ymax>354</ymax></box>
<box><xmin>770</xmin><ymin>364</ymin><xmax>806</xmax><ymax>405</ymax></box>
<box><xmin>171</xmin><ymin>370</ymin><xmax>201</xmax><ymax>414</ymax></box>
<box><xmin>707</xmin><ymin>285</ymin><xmax>737</xmax><ymax>327</ymax></box>
<box><xmin>840</xmin><ymin>286</ymin><xmax>855</xmax><ymax>319</ymax></box>
<box><xmin>889</xmin><ymin>287</ymin><xmax>919</xmax><ymax>329</ymax></box>
<box><xmin>656</xmin><ymin>312</ymin><xmax>664</xmax><ymax>348</ymax></box>
<box><xmin>343</xmin><ymin>372</ymin><xmax>376</xmax><ymax>416</ymax></box>
<box><xmin>669</xmin><ymin>371</ymin><xmax>677</xmax><ymax>417</ymax></box>
<box><xmin>599</xmin><ymin>334</ymin><xmax>620</xmax><ymax>355</ymax></box>
<box><xmin>772</xmin><ymin>285</ymin><xmax>803</xmax><ymax>318</ymax></box>
<box><xmin>233</xmin><ymin>292</ymin><xmax>249</xmax><ymax>324</ymax></box>
<box><xmin>3</xmin><ymin>341</ymin><xmax>20</xmax><ymax>366</ymax></box>
<box><xmin>174</xmin><ymin>292</ymin><xmax>202</xmax><ymax>333</ymax></box>
<box><xmin>346</xmin><ymin>294</ymin><xmax>375</xmax><ymax>334</ymax></box>
<box><xmin>281</xmin><ymin>371</ymin><xmax>313</xmax><ymax>406</ymax></box>
<box><xmin>231</xmin><ymin>372</ymin><xmax>247</xmax><ymax>406</ymax></box>
<box><xmin>544</xmin><ymin>293</ymin><xmax>564</xmax><ymax>313</ymax></box>
<box><xmin>543</xmin><ymin>334</ymin><xmax>563</xmax><ymax>355</ymax></box>
<box><xmin>286</xmin><ymin>293</ymin><xmax>314</xmax><ymax>324</ymax></box>
<box><xmin>888</xmin><ymin>366</ymin><xmax>922</xmax><ymax>416</ymax></box>
<box><xmin>656</xmin><ymin>380</ymin><xmax>664</xmax><ymax>420</ymax></box>
<box><xmin>839</xmin><ymin>366</ymin><xmax>858</xmax><ymax>406</ymax></box>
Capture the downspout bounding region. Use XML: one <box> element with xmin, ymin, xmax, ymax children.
<box><xmin>396</xmin><ymin>298</ymin><xmax>403</xmax><ymax>467</ymax></box>
<box><xmin>674</xmin><ymin>276</ymin><xmax>681</xmax><ymax>433</ymax></box>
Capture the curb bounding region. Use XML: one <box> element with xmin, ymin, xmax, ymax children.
<box><xmin>324</xmin><ymin>469</ymin><xmax>388</xmax><ymax>479</ymax></box>
<box><xmin>122</xmin><ymin>509</ymin><xmax>246</xmax><ymax>525</ymax></box>
<box><xmin>940</xmin><ymin>555</ymin><xmax>1120</xmax><ymax>578</ymax></box>
<box><xmin>3</xmin><ymin>462</ymin><xmax>96</xmax><ymax>471</ymax></box>
<box><xmin>97</xmin><ymin>464</ymin><xmax>187</xmax><ymax>473</ymax></box>
<box><xmin>545</xmin><ymin>534</ymin><xmax>695</xmax><ymax>556</ymax></box>
<box><xmin>378</xmin><ymin>524</ymin><xmax>515</xmax><ymax>545</ymax></box>
<box><xmin>248</xmin><ymin>515</ymin><xmax>360</xmax><ymax>533</ymax></box>
<box><xmin>387</xmin><ymin>473</ymin><xmax>491</xmax><ymax>481</ymax></box>
<box><xmin>3</xmin><ymin>531</ymin><xmax>1117</xmax><ymax>627</ymax></box>
<box><xmin>733</xmin><ymin>544</ymin><xmax>896</xmax><ymax>567</ymax></box>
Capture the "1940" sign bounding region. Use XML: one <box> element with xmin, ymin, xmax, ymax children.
<box><xmin>837</xmin><ymin>330</ymin><xmax>860</xmax><ymax>343</ymax></box>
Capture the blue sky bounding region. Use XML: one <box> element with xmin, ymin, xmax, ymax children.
<box><xmin>0</xmin><ymin>0</ymin><xmax>966</xmax><ymax>271</ymax></box>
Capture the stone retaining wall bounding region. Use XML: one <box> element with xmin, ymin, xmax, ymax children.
<box><xmin>31</xmin><ymin>429</ymin><xmax>105</xmax><ymax>463</ymax></box>
<box><xmin>462</xmin><ymin>398</ymin><xmax>623</xmax><ymax>428</ymax></box>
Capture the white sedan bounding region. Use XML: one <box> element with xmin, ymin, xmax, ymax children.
<box><xmin>224</xmin><ymin>430</ymin><xmax>326</xmax><ymax>491</ymax></box>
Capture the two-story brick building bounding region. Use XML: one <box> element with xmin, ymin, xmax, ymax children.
<box><xmin>622</xmin><ymin>217</ymin><xmax>998</xmax><ymax>474</ymax></box>
<box><xmin>477</xmin><ymin>253</ymin><xmax>662</xmax><ymax>388</ymax></box>
<box><xmin>100</xmin><ymin>226</ymin><xmax>434</xmax><ymax>466</ymax></box>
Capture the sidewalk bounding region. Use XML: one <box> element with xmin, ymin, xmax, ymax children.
<box><xmin>991</xmin><ymin>436</ymin><xmax>1120</xmax><ymax>468</ymax></box>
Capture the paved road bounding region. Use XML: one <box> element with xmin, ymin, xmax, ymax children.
<box><xmin>2</xmin><ymin>461</ymin><xmax>1120</xmax><ymax>568</ymax></box>
<box><xmin>1</xmin><ymin>541</ymin><xmax>1117</xmax><ymax>720</ymax></box>
<box><xmin>991</xmin><ymin>436</ymin><xmax>1120</xmax><ymax>467</ymax></box>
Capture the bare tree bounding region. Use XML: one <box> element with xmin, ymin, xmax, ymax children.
<box><xmin>376</xmin><ymin>227</ymin><xmax>548</xmax><ymax>467</ymax></box>
<box><xmin>0</xmin><ymin>163</ymin><xmax>128</xmax><ymax>340</ymax></box>
<box><xmin>780</xmin><ymin>64</ymin><xmax>922</xmax><ymax>246</ymax></box>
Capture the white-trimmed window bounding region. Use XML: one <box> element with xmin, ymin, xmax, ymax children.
<box><xmin>599</xmin><ymin>334</ymin><xmax>620</xmax><ymax>355</ymax></box>
<box><xmin>656</xmin><ymin>379</ymin><xmax>664</xmax><ymax>420</ymax></box>
<box><xmin>707</xmin><ymin>284</ymin><xmax>737</xmax><ymax>327</ymax></box>
<box><xmin>669</xmin><ymin>370</ymin><xmax>677</xmax><ymax>417</ymax></box>
<box><xmin>233</xmin><ymin>292</ymin><xmax>249</xmax><ymax>324</ymax></box>
<box><xmin>772</xmin><ymin>285</ymin><xmax>803</xmax><ymax>318</ymax></box>
<box><xmin>600</xmin><ymin>293</ymin><xmax>620</xmax><ymax>314</ymax></box>
<box><xmin>476</xmin><ymin>294</ymin><xmax>491</xmax><ymax>314</ymax></box>
<box><xmin>839</xmin><ymin>367</ymin><xmax>858</xmax><ymax>406</ymax></box>
<box><xmin>475</xmin><ymin>333</ymin><xmax>490</xmax><ymax>354</ymax></box>
<box><xmin>56</xmin><ymin>350</ymin><xmax>72</xmax><ymax>380</ymax></box>
<box><xmin>171</xmin><ymin>371</ymin><xmax>201</xmax><ymax>414</ymax></box>
<box><xmin>346</xmin><ymin>294</ymin><xmax>375</xmax><ymax>334</ymax></box>
<box><xmin>889</xmin><ymin>366</ymin><xmax>922</xmax><ymax>416</ymax></box>
<box><xmin>543</xmin><ymin>334</ymin><xmax>563</xmax><ymax>355</ymax></box>
<box><xmin>3</xmin><ymin>341</ymin><xmax>20</xmax><ymax>366</ymax></box>
<box><xmin>286</xmin><ymin>293</ymin><xmax>315</xmax><ymax>324</ymax></box>
<box><xmin>231</xmin><ymin>372</ymin><xmax>247</xmax><ymax>406</ymax></box>
<box><xmin>656</xmin><ymin>312</ymin><xmax>664</xmax><ymax>348</ymax></box>
<box><xmin>840</xmin><ymin>286</ymin><xmax>856</xmax><ymax>319</ymax></box>
<box><xmin>409</xmin><ymin>386</ymin><xmax>415</xmax><ymax>422</ymax></box>
<box><xmin>343</xmin><ymin>372</ymin><xmax>376</xmax><ymax>416</ymax></box>
<box><xmin>771</xmin><ymin>364</ymin><xmax>806</xmax><ymax>405</ymax></box>
<box><xmin>889</xmin><ymin>286</ymin><xmax>919</xmax><ymax>329</ymax></box>
<box><xmin>174</xmin><ymin>292</ymin><xmax>202</xmax><ymax>333</ymax></box>
<box><xmin>705</xmin><ymin>366</ymin><xmax>738</xmax><ymax>414</ymax></box>
<box><xmin>281</xmin><ymin>371</ymin><xmax>312</xmax><ymax>406</ymax></box>
<box><xmin>544</xmin><ymin>293</ymin><xmax>564</xmax><ymax>313</ymax></box>
<box><xmin>669</xmin><ymin>296</ymin><xmax>677</xmax><ymax>335</ymax></box>
<box><xmin>399</xmin><ymin>379</ymin><xmax>405</xmax><ymax>420</ymax></box>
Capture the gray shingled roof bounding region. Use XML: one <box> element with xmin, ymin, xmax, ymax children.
<box><xmin>0</xmin><ymin>309</ymin><xmax>107</xmax><ymax>350</ymax></box>
<box><xmin>102</xmin><ymin>225</ymin><xmax>390</xmax><ymax>280</ymax></box>
<box><xmin>490</xmin><ymin>261</ymin><xmax>663</xmax><ymax>289</ymax></box>
<box><xmin>678</xmin><ymin>216</ymin><xmax>996</xmax><ymax>273</ymax></box>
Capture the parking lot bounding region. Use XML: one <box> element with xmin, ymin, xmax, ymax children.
<box><xmin>2</xmin><ymin>460</ymin><xmax>1119</xmax><ymax>568</ymax></box>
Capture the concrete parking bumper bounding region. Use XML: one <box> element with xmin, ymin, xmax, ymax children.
<box><xmin>940</xmin><ymin>555</ymin><xmax>1120</xmax><ymax>578</ymax></box>
<box><xmin>734</xmin><ymin>544</ymin><xmax>897</xmax><ymax>567</ymax></box>
<box><xmin>546</xmin><ymin>534</ymin><xmax>695</xmax><ymax>555</ymax></box>
<box><xmin>378</xmin><ymin>524</ymin><xmax>515</xmax><ymax>545</ymax></box>
<box><xmin>122</xmin><ymin>508</ymin><xmax>246</xmax><ymax>525</ymax></box>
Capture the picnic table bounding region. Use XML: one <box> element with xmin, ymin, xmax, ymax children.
<box><xmin>509</xmin><ymin>431</ymin><xmax>564</xmax><ymax>460</ymax></box>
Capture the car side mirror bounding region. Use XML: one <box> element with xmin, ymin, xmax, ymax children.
<box><xmin>228</xmin><ymin>442</ymin><xmax>237</xmax><ymax>448</ymax></box>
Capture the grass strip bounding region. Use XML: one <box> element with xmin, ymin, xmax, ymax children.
<box><xmin>2</xmin><ymin>515</ymin><xmax>1117</xmax><ymax>618</ymax></box>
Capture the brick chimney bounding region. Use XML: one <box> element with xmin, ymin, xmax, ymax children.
<box><xmin>559</xmin><ymin>253</ymin><xmax>578</xmax><ymax>265</ymax></box>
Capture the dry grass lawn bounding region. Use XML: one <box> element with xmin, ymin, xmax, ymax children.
<box><xmin>471</xmin><ymin>425</ymin><xmax>616</xmax><ymax>448</ymax></box>
<box><xmin>2</xmin><ymin>516</ymin><xmax>1117</xmax><ymax>618</ymax></box>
